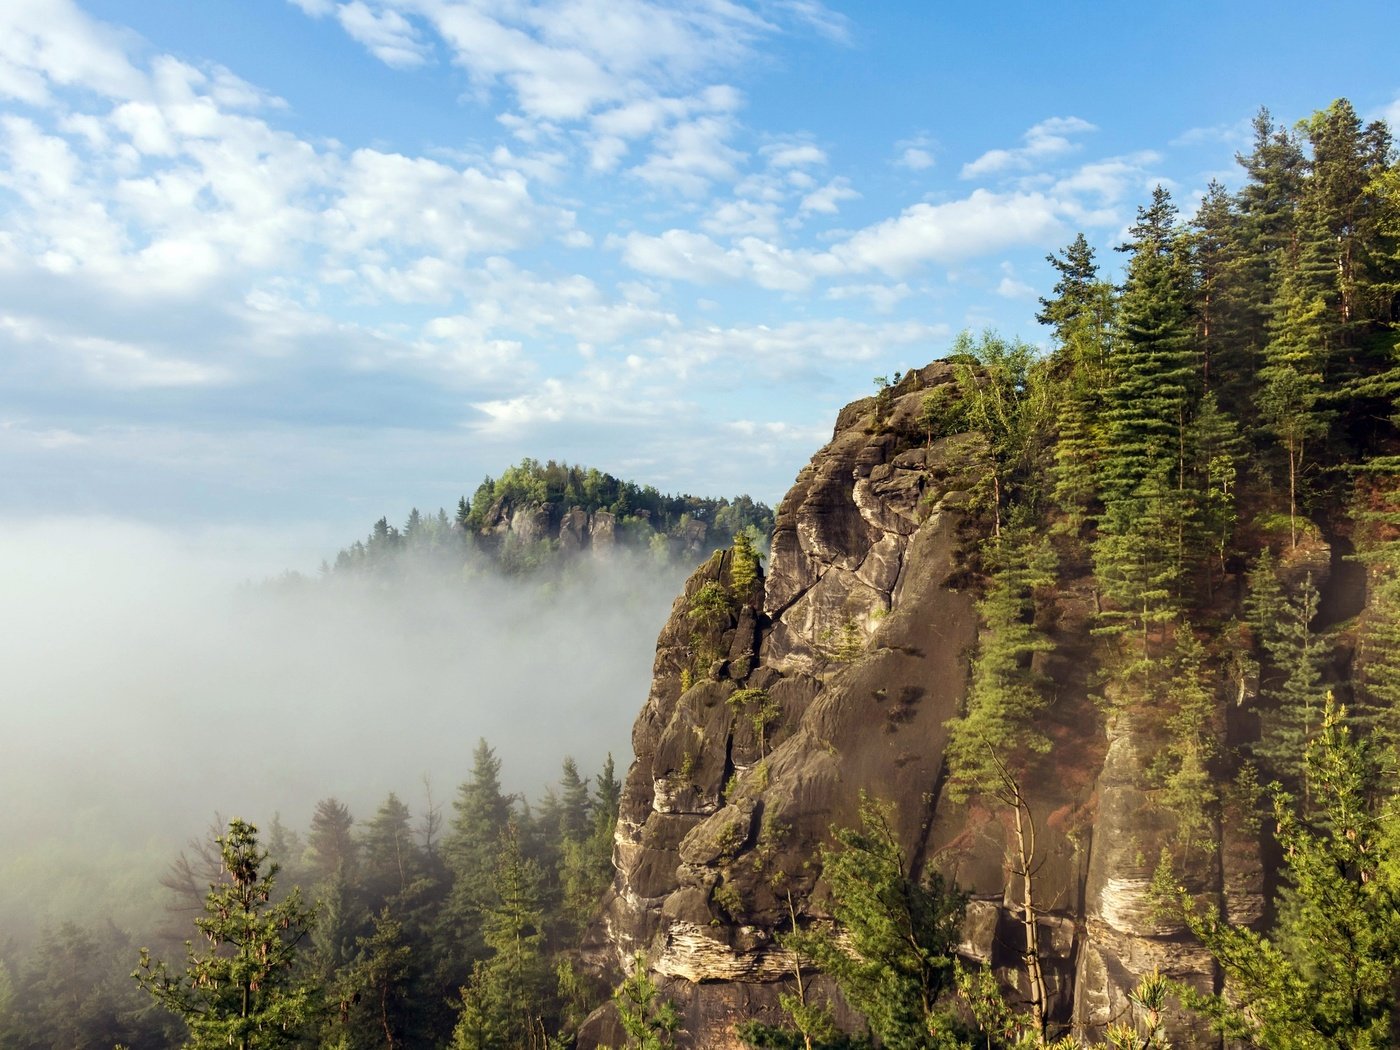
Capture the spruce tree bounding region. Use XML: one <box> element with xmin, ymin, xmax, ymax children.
<box><xmin>1039</xmin><ymin>234</ymin><xmax>1114</xmax><ymax>532</ymax></box>
<box><xmin>134</xmin><ymin>820</ymin><xmax>317</xmax><ymax>1050</ymax></box>
<box><xmin>784</xmin><ymin>796</ymin><xmax>966</xmax><ymax>1050</ymax></box>
<box><xmin>448</xmin><ymin>825</ymin><xmax>549</xmax><ymax>1050</ymax></box>
<box><xmin>1181</xmin><ymin>697</ymin><xmax>1400</xmax><ymax>1047</ymax></box>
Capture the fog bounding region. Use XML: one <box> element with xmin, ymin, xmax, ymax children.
<box><xmin>0</xmin><ymin>518</ymin><xmax>687</xmax><ymax>943</ymax></box>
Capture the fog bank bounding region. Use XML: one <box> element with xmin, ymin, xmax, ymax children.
<box><xmin>0</xmin><ymin>517</ymin><xmax>687</xmax><ymax>940</ymax></box>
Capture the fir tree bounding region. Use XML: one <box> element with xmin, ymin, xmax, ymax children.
<box><xmin>785</xmin><ymin>795</ymin><xmax>966</xmax><ymax>1050</ymax></box>
<box><xmin>1181</xmin><ymin>696</ymin><xmax>1400</xmax><ymax>1047</ymax></box>
<box><xmin>448</xmin><ymin>825</ymin><xmax>549</xmax><ymax>1050</ymax></box>
<box><xmin>134</xmin><ymin>820</ymin><xmax>317</xmax><ymax>1050</ymax></box>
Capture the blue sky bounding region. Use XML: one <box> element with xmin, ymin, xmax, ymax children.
<box><xmin>3</xmin><ymin>0</ymin><xmax>1399</xmax><ymax>564</ymax></box>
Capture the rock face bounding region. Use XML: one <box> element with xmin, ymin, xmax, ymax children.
<box><xmin>582</xmin><ymin>365</ymin><xmax>1262</xmax><ymax>1047</ymax></box>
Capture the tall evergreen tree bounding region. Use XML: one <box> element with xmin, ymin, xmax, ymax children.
<box><xmin>784</xmin><ymin>796</ymin><xmax>966</xmax><ymax>1050</ymax></box>
<box><xmin>135</xmin><ymin>820</ymin><xmax>317</xmax><ymax>1050</ymax></box>
<box><xmin>1182</xmin><ymin>697</ymin><xmax>1400</xmax><ymax>1047</ymax></box>
<box><xmin>1039</xmin><ymin>234</ymin><xmax>1114</xmax><ymax>532</ymax></box>
<box><xmin>441</xmin><ymin>741</ymin><xmax>514</xmax><ymax>974</ymax></box>
<box><xmin>448</xmin><ymin>825</ymin><xmax>549</xmax><ymax>1050</ymax></box>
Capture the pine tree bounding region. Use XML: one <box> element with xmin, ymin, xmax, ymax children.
<box><xmin>611</xmin><ymin>955</ymin><xmax>680</xmax><ymax>1050</ymax></box>
<box><xmin>784</xmin><ymin>795</ymin><xmax>966</xmax><ymax>1050</ymax></box>
<box><xmin>1185</xmin><ymin>391</ymin><xmax>1242</xmax><ymax>594</ymax></box>
<box><xmin>944</xmin><ymin>528</ymin><xmax>1058</xmax><ymax>797</ymax></box>
<box><xmin>1153</xmin><ymin>629</ymin><xmax>1220</xmax><ymax>858</ymax></box>
<box><xmin>1039</xmin><ymin>234</ymin><xmax>1114</xmax><ymax>533</ymax></box>
<box><xmin>448</xmin><ymin>825</ymin><xmax>549</xmax><ymax>1050</ymax></box>
<box><xmin>943</xmin><ymin>527</ymin><xmax>1059</xmax><ymax>1039</ymax></box>
<box><xmin>1245</xmin><ymin>553</ymin><xmax>1329</xmax><ymax>787</ymax></box>
<box><xmin>1189</xmin><ymin>180</ymin><xmax>1257</xmax><ymax>416</ymax></box>
<box><xmin>443</xmin><ymin>741</ymin><xmax>513</xmax><ymax>956</ymax></box>
<box><xmin>1301</xmin><ymin>99</ymin><xmax>1393</xmax><ymax>353</ymax></box>
<box><xmin>362</xmin><ymin>792</ymin><xmax>421</xmax><ymax>909</ymax></box>
<box><xmin>1101</xmin><ymin>186</ymin><xmax>1197</xmax><ymax>506</ymax></box>
<box><xmin>306</xmin><ymin>798</ymin><xmax>357</xmax><ymax>883</ymax></box>
<box><xmin>1181</xmin><ymin>696</ymin><xmax>1400</xmax><ymax>1047</ymax></box>
<box><xmin>558</xmin><ymin>757</ymin><xmax>592</xmax><ymax>844</ymax></box>
<box><xmin>134</xmin><ymin>820</ymin><xmax>317</xmax><ymax>1050</ymax></box>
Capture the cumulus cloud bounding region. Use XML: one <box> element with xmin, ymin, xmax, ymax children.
<box><xmin>893</xmin><ymin>133</ymin><xmax>935</xmax><ymax>171</ymax></box>
<box><xmin>798</xmin><ymin>176</ymin><xmax>859</xmax><ymax>215</ymax></box>
<box><xmin>830</xmin><ymin>189</ymin><xmax>1064</xmax><ymax>275</ymax></box>
<box><xmin>616</xmin><ymin>228</ymin><xmax>748</xmax><ymax>283</ymax></box>
<box><xmin>764</xmin><ymin>141</ymin><xmax>827</xmax><ymax>169</ymax></box>
<box><xmin>961</xmin><ymin>115</ymin><xmax>1097</xmax><ymax>179</ymax></box>
<box><xmin>335</xmin><ymin>1</ymin><xmax>432</xmax><ymax>68</ymax></box>
<box><xmin>618</xmin><ymin>188</ymin><xmax>1067</xmax><ymax>286</ymax></box>
<box><xmin>826</xmin><ymin>281</ymin><xmax>912</xmax><ymax>314</ymax></box>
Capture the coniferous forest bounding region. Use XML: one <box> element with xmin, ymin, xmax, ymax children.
<box><xmin>8</xmin><ymin>96</ymin><xmax>1400</xmax><ymax>1049</ymax></box>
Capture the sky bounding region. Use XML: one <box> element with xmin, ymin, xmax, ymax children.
<box><xmin>3</xmin><ymin>0</ymin><xmax>1400</xmax><ymax>555</ymax></box>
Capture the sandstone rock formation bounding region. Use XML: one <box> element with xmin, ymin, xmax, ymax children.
<box><xmin>581</xmin><ymin>364</ymin><xmax>1280</xmax><ymax>1048</ymax></box>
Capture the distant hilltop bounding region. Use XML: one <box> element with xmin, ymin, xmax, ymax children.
<box><xmin>322</xmin><ymin>458</ymin><xmax>775</xmax><ymax>578</ymax></box>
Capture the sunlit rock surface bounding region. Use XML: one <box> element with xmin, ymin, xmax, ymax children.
<box><xmin>580</xmin><ymin>364</ymin><xmax>1273</xmax><ymax>1047</ymax></box>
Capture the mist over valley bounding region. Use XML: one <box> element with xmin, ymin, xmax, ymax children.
<box><xmin>0</xmin><ymin>514</ymin><xmax>690</xmax><ymax>943</ymax></box>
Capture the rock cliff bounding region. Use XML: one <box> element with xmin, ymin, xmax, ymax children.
<box><xmin>580</xmin><ymin>364</ymin><xmax>1285</xmax><ymax>1047</ymax></box>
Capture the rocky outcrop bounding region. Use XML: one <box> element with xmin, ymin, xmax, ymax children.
<box><xmin>582</xmin><ymin>364</ymin><xmax>1266</xmax><ymax>1048</ymax></box>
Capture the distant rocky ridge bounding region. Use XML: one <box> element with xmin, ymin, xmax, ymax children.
<box><xmin>579</xmin><ymin>363</ymin><xmax>1367</xmax><ymax>1048</ymax></box>
<box><xmin>322</xmin><ymin>458</ymin><xmax>775</xmax><ymax>578</ymax></box>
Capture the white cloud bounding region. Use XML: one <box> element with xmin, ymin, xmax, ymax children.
<box><xmin>325</xmin><ymin>149</ymin><xmax>563</xmax><ymax>262</ymax></box>
<box><xmin>961</xmin><ymin>115</ymin><xmax>1097</xmax><ymax>179</ymax></box>
<box><xmin>0</xmin><ymin>0</ymin><xmax>146</xmax><ymax>105</ymax></box>
<box><xmin>631</xmin><ymin>112</ymin><xmax>743</xmax><ymax>195</ymax></box>
<box><xmin>336</xmin><ymin>2</ymin><xmax>432</xmax><ymax>68</ymax></box>
<box><xmin>636</xmin><ymin>317</ymin><xmax>948</xmax><ymax>382</ymax></box>
<box><xmin>899</xmin><ymin>147</ymin><xmax>934</xmax><ymax>170</ymax></box>
<box><xmin>765</xmin><ymin>141</ymin><xmax>826</xmax><ymax>168</ymax></box>
<box><xmin>616</xmin><ymin>228</ymin><xmax>746</xmax><ymax>283</ymax></box>
<box><xmin>1170</xmin><ymin>118</ymin><xmax>1253</xmax><ymax>149</ymax></box>
<box><xmin>702</xmin><ymin>198</ymin><xmax>782</xmax><ymax>238</ymax></box>
<box><xmin>619</xmin><ymin>188</ymin><xmax>1067</xmax><ymax>287</ymax></box>
<box><xmin>0</xmin><ymin>312</ymin><xmax>230</xmax><ymax>389</ymax></box>
<box><xmin>772</xmin><ymin>0</ymin><xmax>853</xmax><ymax>45</ymax></box>
<box><xmin>826</xmin><ymin>282</ymin><xmax>911</xmax><ymax>314</ymax></box>
<box><xmin>893</xmin><ymin>133</ymin><xmax>935</xmax><ymax>171</ymax></box>
<box><xmin>798</xmin><ymin>176</ymin><xmax>858</xmax><ymax>215</ymax></box>
<box><xmin>0</xmin><ymin>420</ymin><xmax>88</xmax><ymax>449</ymax></box>
<box><xmin>829</xmin><ymin>190</ymin><xmax>1064</xmax><ymax>275</ymax></box>
<box><xmin>996</xmin><ymin>277</ymin><xmax>1035</xmax><ymax>299</ymax></box>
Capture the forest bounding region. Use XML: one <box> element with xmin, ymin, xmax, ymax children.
<box><xmin>5</xmin><ymin>96</ymin><xmax>1400</xmax><ymax>1049</ymax></box>
<box><xmin>321</xmin><ymin>459</ymin><xmax>774</xmax><ymax>581</ymax></box>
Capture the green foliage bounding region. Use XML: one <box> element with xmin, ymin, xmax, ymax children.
<box><xmin>1150</xmin><ymin>628</ymin><xmax>1220</xmax><ymax>857</ymax></box>
<box><xmin>730</xmin><ymin>530</ymin><xmax>762</xmax><ymax>601</ymax></box>
<box><xmin>328</xmin><ymin>458</ymin><xmax>775</xmax><ymax>579</ymax></box>
<box><xmin>690</xmin><ymin>580</ymin><xmax>733</xmax><ymax>628</ymax></box>
<box><xmin>918</xmin><ymin>385</ymin><xmax>967</xmax><ymax>446</ymax></box>
<box><xmin>448</xmin><ymin>824</ymin><xmax>550</xmax><ymax>1050</ymax></box>
<box><xmin>441</xmin><ymin>740</ymin><xmax>514</xmax><ymax>971</ymax></box>
<box><xmin>944</xmin><ymin>526</ymin><xmax>1057</xmax><ymax>802</ymax></box>
<box><xmin>134</xmin><ymin>819</ymin><xmax>317</xmax><ymax>1050</ymax></box>
<box><xmin>954</xmin><ymin>961</ymin><xmax>1036</xmax><ymax>1048</ymax></box>
<box><xmin>1180</xmin><ymin>696</ymin><xmax>1400</xmax><ymax>1048</ymax></box>
<box><xmin>872</xmin><ymin>372</ymin><xmax>904</xmax><ymax>431</ymax></box>
<box><xmin>1</xmin><ymin>922</ymin><xmax>163</xmax><ymax>1050</ymax></box>
<box><xmin>1246</xmin><ymin>559</ymin><xmax>1328</xmax><ymax>785</ymax></box>
<box><xmin>610</xmin><ymin>955</ymin><xmax>680</xmax><ymax>1050</ymax></box>
<box><xmin>729</xmin><ymin>688</ymin><xmax>782</xmax><ymax>757</ymax></box>
<box><xmin>1185</xmin><ymin>392</ymin><xmax>1242</xmax><ymax>588</ymax></box>
<box><xmin>948</xmin><ymin>330</ymin><xmax>1054</xmax><ymax>531</ymax></box>
<box><xmin>785</xmin><ymin>795</ymin><xmax>967</xmax><ymax>1050</ymax></box>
